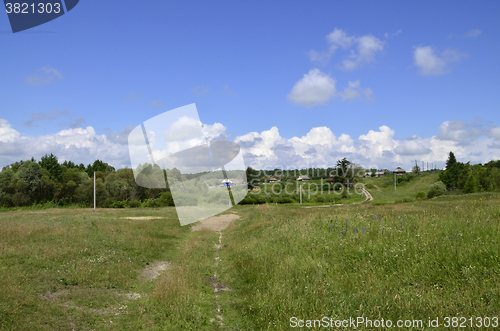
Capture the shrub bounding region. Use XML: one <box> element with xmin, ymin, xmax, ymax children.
<box><xmin>427</xmin><ymin>181</ymin><xmax>447</xmax><ymax>199</ymax></box>
<box><xmin>240</xmin><ymin>196</ymin><xmax>256</xmax><ymax>205</ymax></box>
<box><xmin>415</xmin><ymin>191</ymin><xmax>427</xmax><ymax>200</ymax></box>
<box><xmin>273</xmin><ymin>196</ymin><xmax>294</xmax><ymax>204</ymax></box>
<box><xmin>127</xmin><ymin>200</ymin><xmax>141</xmax><ymax>208</ymax></box>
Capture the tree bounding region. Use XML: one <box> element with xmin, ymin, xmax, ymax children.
<box><xmin>85</xmin><ymin>159</ymin><xmax>115</xmax><ymax>177</ymax></box>
<box><xmin>336</xmin><ymin>158</ymin><xmax>351</xmax><ymax>177</ymax></box>
<box><xmin>412</xmin><ymin>165</ymin><xmax>421</xmax><ymax>173</ymax></box>
<box><xmin>39</xmin><ymin>153</ymin><xmax>61</xmax><ymax>181</ymax></box>
<box><xmin>439</xmin><ymin>151</ymin><xmax>463</xmax><ymax>189</ymax></box>
<box><xmin>427</xmin><ymin>181</ymin><xmax>446</xmax><ymax>199</ymax></box>
<box><xmin>17</xmin><ymin>160</ymin><xmax>43</xmax><ymax>196</ymax></box>
<box><xmin>246</xmin><ymin>166</ymin><xmax>259</xmax><ymax>189</ymax></box>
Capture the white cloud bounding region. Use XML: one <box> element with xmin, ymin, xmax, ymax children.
<box><xmin>0</xmin><ymin>119</ymin><xmax>20</xmax><ymax>143</ymax></box>
<box><xmin>488</xmin><ymin>127</ymin><xmax>500</xmax><ymax>139</ymax></box>
<box><xmin>394</xmin><ymin>136</ymin><xmax>431</xmax><ymax>155</ymax></box>
<box><xmin>337</xmin><ymin>80</ymin><xmax>374</xmax><ymax>102</ymax></box>
<box><xmin>162</xmin><ymin>116</ymin><xmax>204</xmax><ymax>142</ymax></box>
<box><xmin>309</xmin><ymin>28</ymin><xmax>385</xmax><ymax>70</ymax></box>
<box><xmin>202</xmin><ymin>122</ymin><xmax>228</xmax><ymax>141</ymax></box>
<box><xmin>436</xmin><ymin>120</ymin><xmax>485</xmax><ymax>142</ymax></box>
<box><xmin>2</xmin><ymin>118</ymin><xmax>500</xmax><ymax>173</ymax></box>
<box><xmin>287</xmin><ymin>69</ymin><xmax>337</xmax><ymax>107</ymax></box>
<box><xmin>414</xmin><ymin>46</ymin><xmax>468</xmax><ymax>76</ymax></box>
<box><xmin>24</xmin><ymin>66</ymin><xmax>64</xmax><ymax>86</ymax></box>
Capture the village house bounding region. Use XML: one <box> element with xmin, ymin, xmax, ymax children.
<box><xmin>393</xmin><ymin>167</ymin><xmax>406</xmax><ymax>175</ymax></box>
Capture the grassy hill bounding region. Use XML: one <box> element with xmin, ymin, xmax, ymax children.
<box><xmin>364</xmin><ymin>172</ymin><xmax>441</xmax><ymax>204</ymax></box>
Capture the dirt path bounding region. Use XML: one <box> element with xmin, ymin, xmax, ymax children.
<box><xmin>190</xmin><ymin>214</ymin><xmax>240</xmax><ymax>231</ymax></box>
<box><xmin>191</xmin><ymin>214</ymin><xmax>239</xmax><ymax>327</ymax></box>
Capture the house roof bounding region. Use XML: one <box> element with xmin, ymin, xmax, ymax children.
<box><xmin>394</xmin><ymin>167</ymin><xmax>406</xmax><ymax>173</ymax></box>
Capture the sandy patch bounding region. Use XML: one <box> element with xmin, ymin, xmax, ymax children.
<box><xmin>139</xmin><ymin>261</ymin><xmax>170</xmax><ymax>280</ymax></box>
<box><xmin>191</xmin><ymin>214</ymin><xmax>240</xmax><ymax>232</ymax></box>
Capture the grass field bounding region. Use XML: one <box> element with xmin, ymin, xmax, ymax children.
<box><xmin>1</xmin><ymin>188</ymin><xmax>499</xmax><ymax>330</ymax></box>
<box><xmin>364</xmin><ymin>172</ymin><xmax>441</xmax><ymax>204</ymax></box>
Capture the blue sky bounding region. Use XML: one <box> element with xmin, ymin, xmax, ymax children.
<box><xmin>1</xmin><ymin>1</ymin><xmax>500</xmax><ymax>171</ymax></box>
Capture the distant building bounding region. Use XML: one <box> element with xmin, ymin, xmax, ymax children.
<box><xmin>393</xmin><ymin>167</ymin><xmax>406</xmax><ymax>175</ymax></box>
<box><xmin>269</xmin><ymin>177</ymin><xmax>278</xmax><ymax>182</ymax></box>
<box><xmin>297</xmin><ymin>175</ymin><xmax>310</xmax><ymax>181</ymax></box>
<box><xmin>374</xmin><ymin>171</ymin><xmax>385</xmax><ymax>177</ymax></box>
<box><xmin>326</xmin><ymin>177</ymin><xmax>335</xmax><ymax>182</ymax></box>
<box><xmin>365</xmin><ymin>172</ymin><xmax>372</xmax><ymax>178</ymax></box>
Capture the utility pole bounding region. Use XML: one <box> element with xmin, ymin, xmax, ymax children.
<box><xmin>394</xmin><ymin>172</ymin><xmax>396</xmax><ymax>190</ymax></box>
<box><xmin>93</xmin><ymin>171</ymin><xmax>96</xmax><ymax>210</ymax></box>
<box><xmin>300</xmin><ymin>183</ymin><xmax>302</xmax><ymax>204</ymax></box>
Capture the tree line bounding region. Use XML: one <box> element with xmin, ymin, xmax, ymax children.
<box><xmin>0</xmin><ymin>153</ymin><xmax>173</xmax><ymax>208</ymax></box>
<box><xmin>438</xmin><ymin>151</ymin><xmax>500</xmax><ymax>193</ymax></box>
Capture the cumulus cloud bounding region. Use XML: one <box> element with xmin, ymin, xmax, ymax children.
<box><xmin>436</xmin><ymin>120</ymin><xmax>485</xmax><ymax>142</ymax></box>
<box><xmin>414</xmin><ymin>46</ymin><xmax>468</xmax><ymax>76</ymax></box>
<box><xmin>337</xmin><ymin>80</ymin><xmax>374</xmax><ymax>102</ymax></box>
<box><xmin>202</xmin><ymin>122</ymin><xmax>229</xmax><ymax>141</ymax></box>
<box><xmin>2</xmin><ymin>118</ymin><xmax>500</xmax><ymax>173</ymax></box>
<box><xmin>24</xmin><ymin>66</ymin><xmax>64</xmax><ymax>86</ymax></box>
<box><xmin>309</xmin><ymin>28</ymin><xmax>385</xmax><ymax>70</ymax></box>
<box><xmin>394</xmin><ymin>136</ymin><xmax>431</xmax><ymax>155</ymax></box>
<box><xmin>287</xmin><ymin>69</ymin><xmax>337</xmax><ymax>107</ymax></box>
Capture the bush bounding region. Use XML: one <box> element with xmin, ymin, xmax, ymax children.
<box><xmin>240</xmin><ymin>196</ymin><xmax>256</xmax><ymax>205</ymax></box>
<box><xmin>415</xmin><ymin>191</ymin><xmax>427</xmax><ymax>200</ymax></box>
<box><xmin>427</xmin><ymin>181</ymin><xmax>447</xmax><ymax>199</ymax></box>
<box><xmin>127</xmin><ymin>200</ymin><xmax>141</xmax><ymax>208</ymax></box>
<box><xmin>272</xmin><ymin>196</ymin><xmax>294</xmax><ymax>204</ymax></box>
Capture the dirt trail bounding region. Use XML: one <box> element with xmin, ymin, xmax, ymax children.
<box><xmin>191</xmin><ymin>214</ymin><xmax>239</xmax><ymax>327</ymax></box>
<box><xmin>191</xmin><ymin>214</ymin><xmax>240</xmax><ymax>231</ymax></box>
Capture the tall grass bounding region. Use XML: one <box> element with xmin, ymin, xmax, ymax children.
<box><xmin>219</xmin><ymin>193</ymin><xmax>500</xmax><ymax>329</ymax></box>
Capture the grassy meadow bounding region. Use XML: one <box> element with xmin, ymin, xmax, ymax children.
<box><xmin>0</xmin><ymin>180</ymin><xmax>499</xmax><ymax>330</ymax></box>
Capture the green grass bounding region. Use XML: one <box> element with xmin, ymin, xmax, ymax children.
<box><xmin>0</xmin><ymin>207</ymin><xmax>219</xmax><ymax>330</ymax></box>
<box><xmin>217</xmin><ymin>193</ymin><xmax>500</xmax><ymax>329</ymax></box>
<box><xmin>2</xmin><ymin>190</ymin><xmax>499</xmax><ymax>330</ymax></box>
<box><xmin>364</xmin><ymin>172</ymin><xmax>440</xmax><ymax>204</ymax></box>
